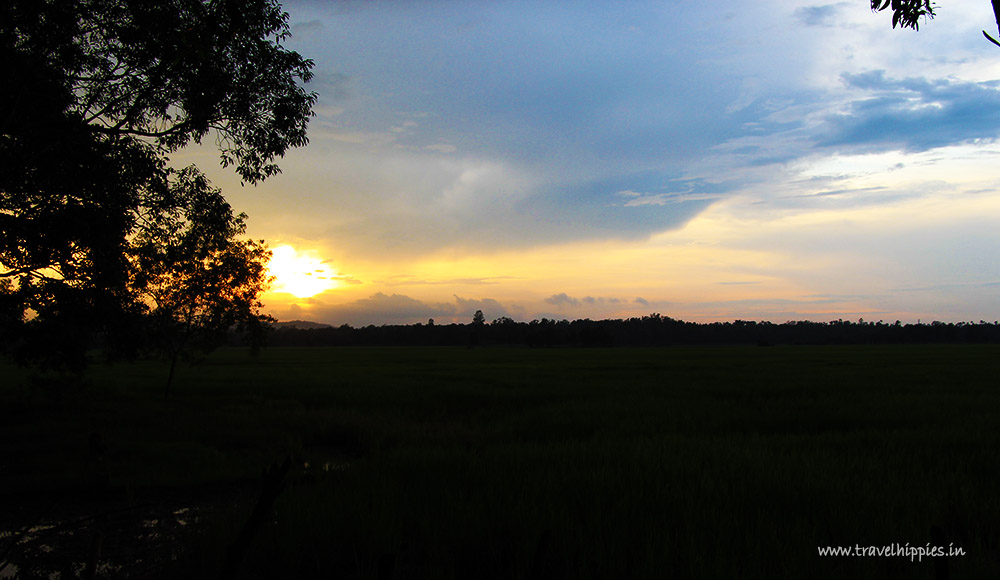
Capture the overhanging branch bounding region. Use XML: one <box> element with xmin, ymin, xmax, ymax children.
<box><xmin>984</xmin><ymin>0</ymin><xmax>1000</xmax><ymax>47</ymax></box>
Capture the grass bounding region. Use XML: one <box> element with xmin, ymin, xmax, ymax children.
<box><xmin>2</xmin><ymin>344</ymin><xmax>1000</xmax><ymax>578</ymax></box>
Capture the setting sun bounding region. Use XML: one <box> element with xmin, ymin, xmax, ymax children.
<box><xmin>267</xmin><ymin>245</ymin><xmax>338</xmax><ymax>298</ymax></box>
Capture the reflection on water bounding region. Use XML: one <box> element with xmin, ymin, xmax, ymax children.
<box><xmin>1</xmin><ymin>458</ymin><xmax>353</xmax><ymax>577</ymax></box>
<box><xmin>0</xmin><ymin>505</ymin><xmax>201</xmax><ymax>579</ymax></box>
<box><xmin>302</xmin><ymin>460</ymin><xmax>349</xmax><ymax>473</ymax></box>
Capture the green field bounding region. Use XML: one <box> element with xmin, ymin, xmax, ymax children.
<box><xmin>3</xmin><ymin>345</ymin><xmax>1000</xmax><ymax>579</ymax></box>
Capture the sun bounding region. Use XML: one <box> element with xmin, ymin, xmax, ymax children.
<box><xmin>267</xmin><ymin>245</ymin><xmax>338</xmax><ymax>299</ymax></box>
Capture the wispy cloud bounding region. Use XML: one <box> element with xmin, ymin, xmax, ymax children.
<box><xmin>332</xmin><ymin>274</ymin><xmax>363</xmax><ymax>285</ymax></box>
<box><xmin>618</xmin><ymin>190</ymin><xmax>726</xmax><ymax>207</ymax></box>
<box><xmin>382</xmin><ymin>275</ymin><xmax>519</xmax><ymax>287</ymax></box>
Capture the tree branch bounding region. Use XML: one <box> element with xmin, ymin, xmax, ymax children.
<box><xmin>0</xmin><ymin>266</ymin><xmax>36</xmax><ymax>278</ymax></box>
<box><xmin>88</xmin><ymin>119</ymin><xmax>196</xmax><ymax>140</ymax></box>
<box><xmin>984</xmin><ymin>29</ymin><xmax>1000</xmax><ymax>48</ymax></box>
<box><xmin>992</xmin><ymin>0</ymin><xmax>1000</xmax><ymax>37</ymax></box>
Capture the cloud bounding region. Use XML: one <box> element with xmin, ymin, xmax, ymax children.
<box><xmin>584</xmin><ymin>296</ymin><xmax>622</xmax><ymax>305</ymax></box>
<box><xmin>275</xmin><ymin>293</ymin><xmax>513</xmax><ymax>326</ymax></box>
<box><xmin>676</xmin><ymin>297</ymin><xmax>896</xmax><ymax>322</ymax></box>
<box><xmin>544</xmin><ymin>294</ymin><xmax>626</xmax><ymax>308</ymax></box>
<box><xmin>424</xmin><ymin>143</ymin><xmax>457</xmax><ymax>153</ymax></box>
<box><xmin>819</xmin><ymin>71</ymin><xmax>1000</xmax><ymax>152</ymax></box>
<box><xmin>383</xmin><ymin>275</ymin><xmax>519</xmax><ymax>286</ymax></box>
<box><xmin>793</xmin><ymin>4</ymin><xmax>847</xmax><ymax>27</ymax></box>
<box><xmin>340</xmin><ymin>293</ymin><xmax>445</xmax><ymax>323</ymax></box>
<box><xmin>313</xmin><ymin>72</ymin><xmax>353</xmax><ymax>104</ymax></box>
<box><xmin>452</xmin><ymin>295</ymin><xmax>511</xmax><ymax>319</ymax></box>
<box><xmin>290</xmin><ymin>18</ymin><xmax>323</xmax><ymax>37</ymax></box>
<box><xmin>267</xmin><ymin>1</ymin><xmax>822</xmax><ymax>256</ymax></box>
<box><xmin>545</xmin><ymin>293</ymin><xmax>580</xmax><ymax>307</ymax></box>
<box><xmin>618</xmin><ymin>190</ymin><xmax>726</xmax><ymax>207</ymax></box>
<box><xmin>390</xmin><ymin>120</ymin><xmax>419</xmax><ymax>134</ymax></box>
<box><xmin>787</xmin><ymin>185</ymin><xmax>889</xmax><ymax>199</ymax></box>
<box><xmin>333</xmin><ymin>274</ymin><xmax>363</xmax><ymax>285</ymax></box>
<box><xmin>241</xmin><ymin>0</ymin><xmax>1000</xmax><ymax>317</ymax></box>
<box><xmin>326</xmin><ymin>129</ymin><xmax>399</xmax><ymax>147</ymax></box>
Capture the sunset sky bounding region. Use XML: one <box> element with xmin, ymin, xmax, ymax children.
<box><xmin>178</xmin><ymin>0</ymin><xmax>1000</xmax><ymax>326</ymax></box>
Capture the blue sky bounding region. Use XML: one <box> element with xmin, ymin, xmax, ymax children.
<box><xmin>185</xmin><ymin>0</ymin><xmax>1000</xmax><ymax>325</ymax></box>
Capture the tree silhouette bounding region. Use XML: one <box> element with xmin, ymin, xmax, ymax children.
<box><xmin>871</xmin><ymin>0</ymin><xmax>936</xmax><ymax>30</ymax></box>
<box><xmin>1</xmin><ymin>0</ymin><xmax>314</xmax><ymax>369</ymax></box>
<box><xmin>871</xmin><ymin>1</ymin><xmax>1000</xmax><ymax>46</ymax></box>
<box><xmin>128</xmin><ymin>167</ymin><xmax>274</xmax><ymax>396</ymax></box>
<box><xmin>3</xmin><ymin>0</ymin><xmax>315</xmax><ymax>183</ymax></box>
<box><xmin>468</xmin><ymin>310</ymin><xmax>486</xmax><ymax>347</ymax></box>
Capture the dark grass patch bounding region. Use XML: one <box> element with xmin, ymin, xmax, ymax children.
<box><xmin>3</xmin><ymin>345</ymin><xmax>1000</xmax><ymax>578</ymax></box>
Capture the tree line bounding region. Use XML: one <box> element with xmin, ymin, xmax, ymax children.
<box><xmin>265</xmin><ymin>314</ymin><xmax>1000</xmax><ymax>348</ymax></box>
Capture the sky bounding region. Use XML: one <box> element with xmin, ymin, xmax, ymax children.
<box><xmin>178</xmin><ymin>0</ymin><xmax>1000</xmax><ymax>326</ymax></box>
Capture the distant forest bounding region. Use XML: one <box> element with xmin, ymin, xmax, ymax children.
<box><xmin>262</xmin><ymin>314</ymin><xmax>1000</xmax><ymax>348</ymax></box>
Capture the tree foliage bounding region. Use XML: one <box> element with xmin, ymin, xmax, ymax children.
<box><xmin>1</xmin><ymin>0</ymin><xmax>314</xmax><ymax>370</ymax></box>
<box><xmin>0</xmin><ymin>44</ymin><xmax>163</xmax><ymax>369</ymax></box>
<box><xmin>129</xmin><ymin>167</ymin><xmax>274</xmax><ymax>395</ymax></box>
<box><xmin>871</xmin><ymin>0</ymin><xmax>1000</xmax><ymax>45</ymax></box>
<box><xmin>3</xmin><ymin>0</ymin><xmax>316</xmax><ymax>183</ymax></box>
<box><xmin>871</xmin><ymin>0</ymin><xmax>936</xmax><ymax>30</ymax></box>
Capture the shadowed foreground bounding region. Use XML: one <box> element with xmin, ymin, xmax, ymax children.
<box><xmin>2</xmin><ymin>345</ymin><xmax>999</xmax><ymax>578</ymax></box>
